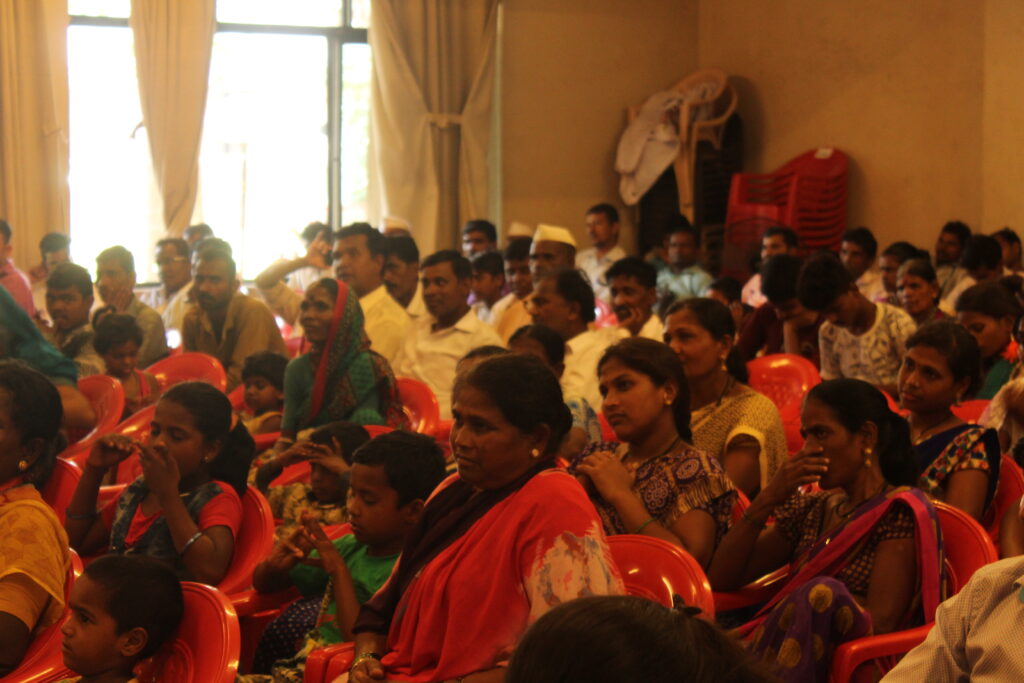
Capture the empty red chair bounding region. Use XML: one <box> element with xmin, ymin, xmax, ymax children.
<box><xmin>396</xmin><ymin>377</ymin><xmax>440</xmax><ymax>435</ymax></box>
<box><xmin>606</xmin><ymin>534</ymin><xmax>715</xmax><ymax>619</ymax></box>
<box><xmin>594</xmin><ymin>298</ymin><xmax>618</xmax><ymax>329</ymax></box>
<box><xmin>983</xmin><ymin>455</ymin><xmax>1024</xmax><ymax>542</ymax></box>
<box><xmin>951</xmin><ymin>399</ymin><xmax>990</xmax><ymax>424</ymax></box>
<box><xmin>41</xmin><ymin>458</ymin><xmax>83</xmax><ymax>524</ymax></box>
<box><xmin>746</xmin><ymin>353</ymin><xmax>821</xmax><ymax>412</ymax></box>
<box><xmin>146</xmin><ymin>352</ymin><xmax>228</xmax><ymax>393</ymax></box>
<box><xmin>135</xmin><ymin>582</ymin><xmax>241</xmax><ymax>683</ymax></box>
<box><xmin>217</xmin><ymin>486</ymin><xmax>276</xmax><ymax>596</ymax></box>
<box><xmin>61</xmin><ymin>374</ymin><xmax>126</xmax><ymax>463</ymax></box>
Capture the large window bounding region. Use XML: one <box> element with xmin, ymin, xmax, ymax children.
<box><xmin>68</xmin><ymin>0</ymin><xmax>370</xmax><ymax>282</ymax></box>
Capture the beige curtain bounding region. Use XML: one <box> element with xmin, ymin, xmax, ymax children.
<box><xmin>0</xmin><ymin>0</ymin><xmax>69</xmax><ymax>270</ymax></box>
<box><xmin>130</xmin><ymin>0</ymin><xmax>215</xmax><ymax>236</ymax></box>
<box><xmin>368</xmin><ymin>0</ymin><xmax>499</xmax><ymax>253</ymax></box>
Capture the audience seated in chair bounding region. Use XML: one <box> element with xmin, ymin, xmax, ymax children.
<box><xmin>529</xmin><ymin>224</ymin><xmax>577</xmax><ymax>280</ymax></box>
<box><xmin>94</xmin><ymin>314</ymin><xmax>161</xmax><ymax>419</ymax></box>
<box><xmin>934</xmin><ymin>220</ymin><xmax>972</xmax><ymax>305</ymax></box>
<box><xmin>184</xmin><ymin>223</ymin><xmax>213</xmax><ymax>249</ymax></box>
<box><xmin>878</xmin><ymin>241</ymin><xmax>926</xmax><ymax>306</ymax></box>
<box><xmin>576</xmin><ymin>203</ymin><xmax>627</xmax><ymax>304</ymax></box>
<box><xmin>569</xmin><ymin>338</ymin><xmax>737</xmax><ymax>567</ymax></box>
<box><xmin>899</xmin><ymin>321</ymin><xmax>999</xmax><ymax>522</ymax></box>
<box><xmin>469</xmin><ymin>251</ymin><xmax>506</xmax><ymax>325</ymax></box>
<box><xmin>57</xmin><ymin>555</ymin><xmax>184</xmax><ymax>683</ymax></box>
<box><xmin>705</xmin><ymin>276</ymin><xmax>751</xmax><ymax>336</ymax></box>
<box><xmin>841</xmin><ymin>227</ymin><xmax>886</xmax><ymax>302</ymax></box>
<box><xmin>493</xmin><ymin>238</ymin><xmax>534</xmax><ymax>343</ymax></box>
<box><xmin>896</xmin><ymin>258</ymin><xmax>946</xmax><ymax>326</ymax></box>
<box><xmin>153</xmin><ymin>237</ymin><xmax>195</xmax><ymax>334</ymax></box>
<box><xmin>954</xmin><ymin>279</ymin><xmax>1021</xmax><ymax>399</ymax></box>
<box><xmin>607</xmin><ymin>257</ymin><xmax>663</xmax><ymax>341</ymax></box>
<box><xmin>245</xmin><ymin>431</ymin><xmax>446</xmax><ymax>680</ymax></box>
<box><xmin>239</xmin><ymin>351</ymin><xmax>288</xmax><ymax>436</ymax></box>
<box><xmin>183</xmin><ymin>246</ymin><xmax>287</xmax><ymax>392</ymax></box>
<box><xmin>708</xmin><ymin>379</ymin><xmax>943</xmax><ymax>683</ymax></box>
<box><xmin>460</xmin><ymin>219</ymin><xmax>497</xmax><ymax>259</ymax></box>
<box><xmin>0</xmin><ymin>361</ymin><xmax>72</xmax><ymax>675</ymax></box>
<box><xmin>382</xmin><ymin>234</ymin><xmax>426</xmax><ymax>319</ymax></box>
<box><xmin>95</xmin><ymin>246</ymin><xmax>168</xmax><ymax>367</ymax></box>
<box><xmin>43</xmin><ymin>263</ymin><xmax>105</xmax><ymax>378</ymax></box>
<box><xmin>29</xmin><ymin>231</ymin><xmax>72</xmax><ymax>322</ymax></box>
<box><xmin>665</xmin><ymin>298</ymin><xmax>788</xmax><ymax>500</ymax></box>
<box><xmin>656</xmin><ymin>224</ymin><xmax>712</xmax><ymax>304</ymax></box>
<box><xmin>65</xmin><ymin>382</ymin><xmax>255</xmax><ymax>585</ymax></box>
<box><xmin>943</xmin><ymin>234</ymin><xmax>1006</xmax><ymax>314</ymax></box>
<box><xmin>741</xmin><ymin>225</ymin><xmax>799</xmax><ymax>309</ymax></box>
<box><xmin>0</xmin><ymin>219</ymin><xmax>37</xmax><ymax>316</ymax></box>
<box><xmin>994</xmin><ymin>226</ymin><xmax>1023</xmax><ymax>274</ymax></box>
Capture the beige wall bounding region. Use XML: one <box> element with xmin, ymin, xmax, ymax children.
<box><xmin>697</xmin><ymin>0</ymin><xmax>986</xmax><ymax>250</ymax></box>
<box><xmin>501</xmin><ymin>0</ymin><xmax>699</xmax><ymax>253</ymax></box>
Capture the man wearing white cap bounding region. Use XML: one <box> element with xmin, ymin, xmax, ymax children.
<box><xmin>506</xmin><ymin>220</ymin><xmax>533</xmax><ymax>244</ymax></box>
<box><xmin>576</xmin><ymin>203</ymin><xmax>627</xmax><ymax>304</ymax></box>
<box><xmin>381</xmin><ymin>216</ymin><xmax>412</xmax><ymax>237</ymax></box>
<box><xmin>530</xmin><ymin>224</ymin><xmax>577</xmax><ymax>280</ymax></box>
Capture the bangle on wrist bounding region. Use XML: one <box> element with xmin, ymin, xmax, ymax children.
<box><xmin>351</xmin><ymin>651</ymin><xmax>381</xmax><ymax>671</ymax></box>
<box><xmin>179</xmin><ymin>531</ymin><xmax>204</xmax><ymax>556</ymax></box>
<box><xmin>633</xmin><ymin>516</ymin><xmax>656</xmax><ymax>534</ymax></box>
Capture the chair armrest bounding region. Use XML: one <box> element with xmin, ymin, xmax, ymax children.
<box><xmin>713</xmin><ymin>567</ymin><xmax>789</xmax><ymax>613</ymax></box>
<box><xmin>231</xmin><ymin>587</ymin><xmax>300</xmax><ymax>617</ymax></box>
<box><xmin>304</xmin><ymin>642</ymin><xmax>355</xmax><ymax>683</ymax></box>
<box><xmin>830</xmin><ymin>623</ymin><xmax>933</xmax><ymax>682</ymax></box>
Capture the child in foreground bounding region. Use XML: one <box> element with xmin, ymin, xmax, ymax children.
<box><xmin>58</xmin><ymin>555</ymin><xmax>184</xmax><ymax>683</ymax></box>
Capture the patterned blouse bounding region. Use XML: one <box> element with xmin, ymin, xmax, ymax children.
<box><xmin>568</xmin><ymin>440</ymin><xmax>737</xmax><ymax>543</ymax></box>
<box><xmin>267</xmin><ymin>482</ymin><xmax>349</xmax><ymax>539</ymax></box>
<box><xmin>915</xmin><ymin>424</ymin><xmax>1001</xmax><ymax>512</ymax></box>
<box><xmin>774</xmin><ymin>491</ymin><xmax>916</xmax><ymax>598</ymax></box>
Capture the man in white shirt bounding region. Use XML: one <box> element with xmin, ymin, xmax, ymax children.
<box><xmin>393</xmin><ymin>250</ymin><xmax>502</xmax><ymax>419</ymax></box>
<box><xmin>153</xmin><ymin>237</ymin><xmax>194</xmax><ymax>333</ymax></box>
<box><xmin>383</xmin><ymin>234</ymin><xmax>427</xmax><ymax>320</ymax></box>
<box><xmin>656</xmin><ymin>224</ymin><xmax>712</xmax><ymax>303</ymax></box>
<box><xmin>741</xmin><ymin>226</ymin><xmax>799</xmax><ymax>308</ymax></box>
<box><xmin>606</xmin><ymin>256</ymin><xmax>663</xmax><ymax>341</ymax></box>
<box><xmin>841</xmin><ymin>227</ymin><xmax>887</xmax><ymax>302</ymax></box>
<box><xmin>576</xmin><ymin>203</ymin><xmax>627</xmax><ymax>303</ymax></box>
<box><xmin>529</xmin><ymin>268</ymin><xmax>616</xmax><ymax>411</ymax></box>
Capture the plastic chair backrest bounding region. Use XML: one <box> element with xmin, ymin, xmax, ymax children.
<box><xmin>227</xmin><ymin>384</ymin><xmax>246</xmax><ymax>411</ymax></box>
<box><xmin>396</xmin><ymin>377</ymin><xmax>440</xmax><ymax>435</ymax></box>
<box><xmin>606</xmin><ymin>535</ymin><xmax>715</xmax><ymax>619</ymax></box>
<box><xmin>62</xmin><ymin>375</ymin><xmax>126</xmax><ymax>461</ymax></box>
<box><xmin>984</xmin><ymin>455</ymin><xmax>1024</xmax><ymax>542</ymax></box>
<box><xmin>218</xmin><ymin>486</ymin><xmax>276</xmax><ymax>595</ymax></box>
<box><xmin>745</xmin><ymin>353</ymin><xmax>821</xmax><ymax>411</ymax></box>
<box><xmin>41</xmin><ymin>459</ymin><xmax>83</xmax><ymax>524</ymax></box>
<box><xmin>109</xmin><ymin>404</ymin><xmax>157</xmax><ymax>483</ymax></box>
<box><xmin>934</xmin><ymin>500</ymin><xmax>998</xmax><ymax>593</ymax></box>
<box><xmin>951</xmin><ymin>399</ymin><xmax>990</xmax><ymax>424</ymax></box>
<box><xmin>146</xmin><ymin>352</ymin><xmax>228</xmax><ymax>393</ymax></box>
<box><xmin>136</xmin><ymin>582</ymin><xmax>240</xmax><ymax>683</ymax></box>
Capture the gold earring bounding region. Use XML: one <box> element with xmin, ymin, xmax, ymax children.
<box><xmin>530</xmin><ymin>448</ymin><xmax>541</xmax><ymax>459</ymax></box>
<box><xmin>864</xmin><ymin>447</ymin><xmax>873</xmax><ymax>468</ymax></box>
<box><xmin>17</xmin><ymin>460</ymin><xmax>27</xmax><ymax>472</ymax></box>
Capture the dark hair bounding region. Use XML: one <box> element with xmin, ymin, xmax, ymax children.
<box><xmin>96</xmin><ymin>246</ymin><xmax>135</xmax><ymax>275</ymax></box>
<box><xmin>462</xmin><ymin>219</ymin><xmax>497</xmax><ymax>244</ymax></box>
<box><xmin>806</xmin><ymin>379</ymin><xmax>918</xmax><ymax>486</ymax></box>
<box><xmin>351</xmin><ymin>430</ymin><xmax>447</xmax><ymax>505</ymax></box>
<box><xmin>668</xmin><ymin>224</ymin><xmax>701</xmax><ymax>248</ymax></box>
<box><xmin>337</xmin><ymin>222</ymin><xmax>387</xmax><ymax>257</ymax></box>
<box><xmin>961</xmin><ymin>235</ymin><xmax>1003</xmax><ymax>272</ymax></box>
<box><xmin>39</xmin><ymin>232</ymin><xmax>70</xmax><ymax>257</ymax></box>
<box><xmin>955</xmin><ymin>280</ymin><xmax>1023</xmax><ymax>320</ymax></box>
<box><xmin>882</xmin><ymin>241</ymin><xmax>925</xmax><ymax>264</ymax></box>
<box><xmin>586</xmin><ymin>203</ymin><xmax>620</xmax><ymax>225</ymax></box>
<box><xmin>93</xmin><ymin>314</ymin><xmax>144</xmax><ymax>355</ymax></box>
<box><xmin>504</xmin><ymin>237</ymin><xmax>532</xmax><ymax>262</ymax></box>
<box><xmin>598</xmin><ymin>338</ymin><xmax>692</xmax><ymax>441</ymax></box>
<box><xmin>422</xmin><ymin>249</ymin><xmax>472</xmax><ymax>281</ymax></box>
<box><xmin>941</xmin><ymin>220</ymin><xmax>972</xmax><ymax>247</ymax></box>
<box><xmin>83</xmin><ymin>555</ymin><xmax>184</xmax><ymax>659</ymax></box>
<box><xmin>192</xmin><ymin>237</ymin><xmax>231</xmax><ymax>259</ymax></box>
<box><xmin>508</xmin><ymin>595</ymin><xmax>775</xmax><ymax>683</ymax></box>
<box><xmin>994</xmin><ymin>227</ymin><xmax>1021</xmax><ymax>248</ymax></box>
<box><xmin>606</xmin><ymin>257</ymin><xmax>657</xmax><ymax>290</ymax></box>
<box><xmin>905</xmin><ymin>320</ymin><xmax>981</xmax><ymax>397</ymax></box>
<box><xmin>184</xmin><ymin>223</ymin><xmax>213</xmax><ymax>240</ymax></box>
<box><xmin>311</xmin><ymin>277</ymin><xmax>340</xmax><ymax>302</ymax></box>
<box><xmin>759</xmin><ymin>254</ymin><xmax>802</xmax><ymax>305</ymax></box>
<box><xmin>461</xmin><ymin>345</ymin><xmax>509</xmax><ymax>363</ymax></box>
<box><xmin>300</xmin><ymin>221</ymin><xmax>331</xmax><ymax>245</ymax></box>
<box><xmin>509</xmin><ymin>324</ymin><xmax>565</xmax><ymax>366</ymax></box>
<box><xmin>385</xmin><ymin>235</ymin><xmax>419</xmax><ymax>264</ymax></box>
<box><xmin>842</xmin><ymin>227</ymin><xmax>878</xmax><ymax>259</ymax></box>
<box><xmin>161</xmin><ymin>382</ymin><xmax>255</xmax><ymax>496</ymax></box>
<box><xmin>709</xmin><ymin>277</ymin><xmax>743</xmax><ymax>303</ymax></box>
<box><xmin>195</xmin><ymin>244</ymin><xmax>237</xmax><ymax>279</ymax></box>
<box><xmin>46</xmin><ymin>262</ymin><xmax>93</xmax><ymax>299</ymax></box>
<box><xmin>156</xmin><ymin>237</ymin><xmax>190</xmax><ymax>260</ymax></box>
<box><xmin>308</xmin><ymin>421</ymin><xmax>371</xmax><ymax>465</ymax></box>
<box><xmin>898</xmin><ymin>257</ymin><xmax>937</xmax><ymax>284</ymax></box>
<box><xmin>0</xmin><ymin>219</ymin><xmax>11</xmax><ymax>244</ymax></box>
<box><xmin>666</xmin><ymin>298</ymin><xmax>749</xmax><ymax>384</ymax></box>
<box><xmin>546</xmin><ymin>268</ymin><xmax>596</xmax><ymax>323</ymax></box>
<box><xmin>471</xmin><ymin>251</ymin><xmax>505</xmax><ymax>277</ymax></box>
<box><xmin>763</xmin><ymin>225</ymin><xmax>798</xmax><ymax>248</ymax></box>
<box><xmin>797</xmin><ymin>252</ymin><xmax>854</xmax><ymax>312</ymax></box>
<box><xmin>241</xmin><ymin>351</ymin><xmax>289</xmax><ymax>391</ymax></box>
<box><xmin>0</xmin><ymin>360</ymin><xmax>64</xmax><ymax>488</ymax></box>
<box><xmin>459</xmin><ymin>355</ymin><xmax>573</xmax><ymax>457</ymax></box>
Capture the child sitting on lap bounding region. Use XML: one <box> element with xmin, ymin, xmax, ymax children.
<box><xmin>58</xmin><ymin>555</ymin><xmax>184</xmax><ymax>683</ymax></box>
<box><xmin>244</xmin><ymin>431</ymin><xmax>446</xmax><ymax>680</ymax></box>
<box><xmin>241</xmin><ymin>351</ymin><xmax>288</xmax><ymax>436</ymax></box>
<box><xmin>93</xmin><ymin>312</ymin><xmax>161</xmax><ymax>419</ymax></box>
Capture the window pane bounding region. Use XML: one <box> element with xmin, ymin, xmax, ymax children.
<box><xmin>68</xmin><ymin>25</ymin><xmax>163</xmax><ymax>284</ymax></box>
<box><xmin>350</xmin><ymin>0</ymin><xmax>370</xmax><ymax>28</ymax></box>
<box><xmin>68</xmin><ymin>0</ymin><xmax>129</xmax><ymax>18</ymax></box>
<box><xmin>216</xmin><ymin>0</ymin><xmax>343</xmax><ymax>27</ymax></box>
<box><xmin>340</xmin><ymin>42</ymin><xmax>372</xmax><ymax>223</ymax></box>
<box><xmin>195</xmin><ymin>33</ymin><xmax>329</xmax><ymax>278</ymax></box>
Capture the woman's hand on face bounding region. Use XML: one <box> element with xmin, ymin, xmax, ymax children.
<box><xmin>576</xmin><ymin>449</ymin><xmax>636</xmax><ymax>503</ymax></box>
<box><xmin>86</xmin><ymin>434</ymin><xmax>138</xmax><ymax>471</ymax></box>
<box><xmin>139</xmin><ymin>444</ymin><xmax>181</xmax><ymax>502</ymax></box>
<box><xmin>760</xmin><ymin>445</ymin><xmax>829</xmax><ymax>507</ymax></box>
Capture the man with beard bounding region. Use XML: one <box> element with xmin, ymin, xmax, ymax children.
<box><xmin>182</xmin><ymin>246</ymin><xmax>286</xmax><ymax>391</ymax></box>
<box><xmin>43</xmin><ymin>263</ymin><xmax>104</xmax><ymax>377</ymax></box>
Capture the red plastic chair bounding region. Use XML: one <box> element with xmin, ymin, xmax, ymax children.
<box><xmin>227</xmin><ymin>384</ymin><xmax>246</xmax><ymax>411</ymax></box>
<box><xmin>3</xmin><ymin>552</ymin><xmax>82</xmax><ymax>683</ymax></box>
<box><xmin>146</xmin><ymin>352</ymin><xmax>228</xmax><ymax>393</ymax></box>
<box><xmin>606</xmin><ymin>534</ymin><xmax>715</xmax><ymax>619</ymax></box>
<box><xmin>778</xmin><ymin>399</ymin><xmax>805</xmax><ymax>455</ymax></box>
<box><xmin>41</xmin><ymin>458</ymin><xmax>83</xmax><ymax>524</ymax></box>
<box><xmin>983</xmin><ymin>455</ymin><xmax>1024</xmax><ymax>543</ymax></box>
<box><xmin>134</xmin><ymin>582</ymin><xmax>240</xmax><ymax>683</ymax></box>
<box><xmin>746</xmin><ymin>353</ymin><xmax>821</xmax><ymax>412</ymax></box>
<box><xmin>829</xmin><ymin>501</ymin><xmax>998</xmax><ymax>682</ymax></box>
<box><xmin>61</xmin><ymin>374</ymin><xmax>126</xmax><ymax>463</ymax></box>
<box><xmin>594</xmin><ymin>298</ymin><xmax>619</xmax><ymax>329</ymax></box>
<box><xmin>396</xmin><ymin>377</ymin><xmax>440</xmax><ymax>435</ymax></box>
<box><xmin>218</xmin><ymin>486</ymin><xmax>276</xmax><ymax>596</ymax></box>
<box><xmin>951</xmin><ymin>399</ymin><xmax>990</xmax><ymax>424</ymax></box>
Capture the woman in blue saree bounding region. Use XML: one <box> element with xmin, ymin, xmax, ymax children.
<box><xmin>899</xmin><ymin>320</ymin><xmax>1000</xmax><ymax>522</ymax></box>
<box><xmin>708</xmin><ymin>379</ymin><xmax>945</xmax><ymax>683</ymax></box>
